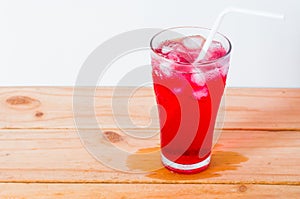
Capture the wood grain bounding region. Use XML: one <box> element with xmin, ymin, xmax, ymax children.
<box><xmin>0</xmin><ymin>87</ymin><xmax>299</xmax><ymax>198</ymax></box>
<box><xmin>0</xmin><ymin>87</ymin><xmax>299</xmax><ymax>130</ymax></box>
<box><xmin>0</xmin><ymin>183</ymin><xmax>299</xmax><ymax>199</ymax></box>
<box><xmin>0</xmin><ymin>129</ymin><xmax>299</xmax><ymax>184</ymax></box>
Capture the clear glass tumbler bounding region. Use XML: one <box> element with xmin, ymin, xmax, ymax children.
<box><xmin>150</xmin><ymin>27</ymin><xmax>231</xmax><ymax>174</ymax></box>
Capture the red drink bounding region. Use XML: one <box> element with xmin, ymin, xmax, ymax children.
<box><xmin>151</xmin><ymin>27</ymin><xmax>231</xmax><ymax>173</ymax></box>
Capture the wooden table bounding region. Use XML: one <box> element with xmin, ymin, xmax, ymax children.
<box><xmin>0</xmin><ymin>87</ymin><xmax>299</xmax><ymax>198</ymax></box>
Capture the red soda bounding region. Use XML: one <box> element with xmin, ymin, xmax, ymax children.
<box><xmin>151</xmin><ymin>31</ymin><xmax>231</xmax><ymax>174</ymax></box>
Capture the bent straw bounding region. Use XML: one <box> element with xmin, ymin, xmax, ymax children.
<box><xmin>194</xmin><ymin>7</ymin><xmax>285</xmax><ymax>63</ymax></box>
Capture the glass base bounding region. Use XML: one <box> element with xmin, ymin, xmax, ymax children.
<box><xmin>161</xmin><ymin>153</ymin><xmax>211</xmax><ymax>174</ymax></box>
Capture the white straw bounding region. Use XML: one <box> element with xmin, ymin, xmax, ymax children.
<box><xmin>194</xmin><ymin>7</ymin><xmax>285</xmax><ymax>63</ymax></box>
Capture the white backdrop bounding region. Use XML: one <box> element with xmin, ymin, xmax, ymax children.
<box><xmin>0</xmin><ymin>0</ymin><xmax>299</xmax><ymax>87</ymax></box>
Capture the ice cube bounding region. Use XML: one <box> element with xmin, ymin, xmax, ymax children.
<box><xmin>193</xmin><ymin>87</ymin><xmax>208</xmax><ymax>99</ymax></box>
<box><xmin>182</xmin><ymin>36</ymin><xmax>205</xmax><ymax>50</ymax></box>
<box><xmin>160</xmin><ymin>41</ymin><xmax>180</xmax><ymax>53</ymax></box>
<box><xmin>209</xmin><ymin>41</ymin><xmax>222</xmax><ymax>49</ymax></box>
<box><xmin>159</xmin><ymin>61</ymin><xmax>172</xmax><ymax>77</ymax></box>
<box><xmin>205</xmin><ymin>41</ymin><xmax>226</xmax><ymax>61</ymax></box>
<box><xmin>220</xmin><ymin>64</ymin><xmax>229</xmax><ymax>76</ymax></box>
<box><xmin>191</xmin><ymin>70</ymin><xmax>206</xmax><ymax>86</ymax></box>
<box><xmin>161</xmin><ymin>45</ymin><xmax>173</xmax><ymax>54</ymax></box>
<box><xmin>160</xmin><ymin>41</ymin><xmax>192</xmax><ymax>63</ymax></box>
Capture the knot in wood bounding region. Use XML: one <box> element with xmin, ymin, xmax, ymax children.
<box><xmin>238</xmin><ymin>185</ymin><xmax>247</xmax><ymax>192</ymax></box>
<box><xmin>103</xmin><ymin>131</ymin><xmax>123</xmax><ymax>143</ymax></box>
<box><xmin>6</xmin><ymin>96</ymin><xmax>41</xmax><ymax>110</ymax></box>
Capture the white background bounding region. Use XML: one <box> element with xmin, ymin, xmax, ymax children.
<box><xmin>0</xmin><ymin>0</ymin><xmax>299</xmax><ymax>87</ymax></box>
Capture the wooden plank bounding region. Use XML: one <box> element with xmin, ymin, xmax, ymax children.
<box><xmin>0</xmin><ymin>87</ymin><xmax>299</xmax><ymax>130</ymax></box>
<box><xmin>224</xmin><ymin>88</ymin><xmax>300</xmax><ymax>130</ymax></box>
<box><xmin>0</xmin><ymin>183</ymin><xmax>299</xmax><ymax>199</ymax></box>
<box><xmin>0</xmin><ymin>129</ymin><xmax>299</xmax><ymax>184</ymax></box>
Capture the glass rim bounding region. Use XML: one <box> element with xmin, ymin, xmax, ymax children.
<box><xmin>150</xmin><ymin>26</ymin><xmax>232</xmax><ymax>66</ymax></box>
